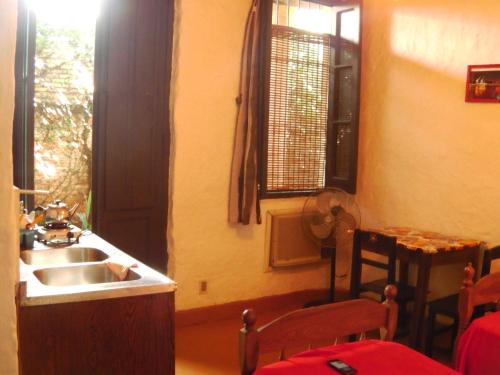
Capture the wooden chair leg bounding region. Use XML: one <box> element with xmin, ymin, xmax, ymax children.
<box><xmin>450</xmin><ymin>318</ymin><xmax>458</xmax><ymax>353</ymax></box>
<box><xmin>425</xmin><ymin>310</ymin><xmax>436</xmax><ymax>358</ymax></box>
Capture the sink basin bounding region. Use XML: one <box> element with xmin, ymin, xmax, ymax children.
<box><xmin>21</xmin><ymin>247</ymin><xmax>109</xmax><ymax>266</ymax></box>
<box><xmin>33</xmin><ymin>264</ymin><xmax>141</xmax><ymax>287</ymax></box>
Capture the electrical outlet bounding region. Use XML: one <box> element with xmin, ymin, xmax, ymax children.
<box><xmin>199</xmin><ymin>280</ymin><xmax>208</xmax><ymax>294</ymax></box>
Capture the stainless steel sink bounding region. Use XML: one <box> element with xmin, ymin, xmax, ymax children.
<box><xmin>21</xmin><ymin>247</ymin><xmax>109</xmax><ymax>266</ymax></box>
<box><xmin>33</xmin><ymin>264</ymin><xmax>141</xmax><ymax>287</ymax></box>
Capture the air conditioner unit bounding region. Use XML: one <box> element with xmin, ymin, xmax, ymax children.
<box><xmin>265</xmin><ymin>209</ymin><xmax>322</xmax><ymax>268</ymax></box>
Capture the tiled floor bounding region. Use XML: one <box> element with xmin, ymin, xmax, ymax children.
<box><xmin>176</xmin><ymin>314</ymin><xmax>240</xmax><ymax>375</ymax></box>
<box><xmin>176</xmin><ymin>307</ymin><xmax>295</xmax><ymax>375</ymax></box>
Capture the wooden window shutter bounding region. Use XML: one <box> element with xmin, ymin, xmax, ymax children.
<box><xmin>325</xmin><ymin>7</ymin><xmax>360</xmax><ymax>194</ymax></box>
<box><xmin>93</xmin><ymin>0</ymin><xmax>173</xmax><ymax>272</ymax></box>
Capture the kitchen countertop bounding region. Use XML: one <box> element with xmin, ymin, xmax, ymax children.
<box><xmin>19</xmin><ymin>232</ymin><xmax>176</xmax><ymax>306</ymax></box>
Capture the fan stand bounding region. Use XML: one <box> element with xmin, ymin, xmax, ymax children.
<box><xmin>304</xmin><ymin>245</ymin><xmax>337</xmax><ymax>307</ymax></box>
<box><xmin>301</xmin><ymin>188</ymin><xmax>360</xmax><ymax>308</ymax></box>
<box><xmin>324</xmin><ymin>245</ymin><xmax>337</xmax><ymax>303</ymax></box>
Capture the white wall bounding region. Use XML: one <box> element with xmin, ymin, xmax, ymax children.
<box><xmin>169</xmin><ymin>0</ymin><xmax>330</xmax><ymax>310</ymax></box>
<box><xmin>0</xmin><ymin>0</ymin><xmax>19</xmax><ymax>373</ymax></box>
<box><xmin>357</xmin><ymin>0</ymin><xmax>500</xmax><ymax>295</ymax></box>
<box><xmin>169</xmin><ymin>0</ymin><xmax>500</xmax><ymax>310</ymax></box>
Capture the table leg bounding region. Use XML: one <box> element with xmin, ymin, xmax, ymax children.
<box><xmin>409</xmin><ymin>253</ymin><xmax>431</xmax><ymax>350</ymax></box>
<box><xmin>472</xmin><ymin>247</ymin><xmax>482</xmax><ymax>281</ymax></box>
<box><xmin>398</xmin><ymin>259</ymin><xmax>410</xmax><ymax>325</ymax></box>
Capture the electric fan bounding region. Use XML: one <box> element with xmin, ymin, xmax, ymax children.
<box><xmin>302</xmin><ymin>187</ymin><xmax>361</xmax><ymax>304</ymax></box>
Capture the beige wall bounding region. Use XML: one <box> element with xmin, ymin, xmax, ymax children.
<box><xmin>358</xmin><ymin>0</ymin><xmax>500</xmax><ymax>294</ymax></box>
<box><xmin>0</xmin><ymin>0</ymin><xmax>19</xmax><ymax>373</ymax></box>
<box><xmin>5</xmin><ymin>0</ymin><xmax>498</xmax><ymax>335</ymax></box>
<box><xmin>170</xmin><ymin>0</ymin><xmax>500</xmax><ymax>310</ymax></box>
<box><xmin>169</xmin><ymin>0</ymin><xmax>330</xmax><ymax>310</ymax></box>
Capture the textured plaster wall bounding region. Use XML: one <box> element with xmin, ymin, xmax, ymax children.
<box><xmin>170</xmin><ymin>0</ymin><xmax>500</xmax><ymax>309</ymax></box>
<box><xmin>358</xmin><ymin>0</ymin><xmax>500</xmax><ymax>295</ymax></box>
<box><xmin>169</xmin><ymin>0</ymin><xmax>329</xmax><ymax>310</ymax></box>
<box><xmin>0</xmin><ymin>0</ymin><xmax>19</xmax><ymax>373</ymax></box>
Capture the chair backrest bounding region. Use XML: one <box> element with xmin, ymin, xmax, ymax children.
<box><xmin>350</xmin><ymin>229</ymin><xmax>398</xmax><ymax>298</ymax></box>
<box><xmin>239</xmin><ymin>285</ymin><xmax>398</xmax><ymax>375</ymax></box>
<box><xmin>481</xmin><ymin>245</ymin><xmax>500</xmax><ymax>277</ymax></box>
<box><xmin>454</xmin><ymin>263</ymin><xmax>500</xmax><ymax>361</ymax></box>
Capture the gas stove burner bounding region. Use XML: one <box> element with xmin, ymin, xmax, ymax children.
<box><xmin>44</xmin><ymin>222</ymin><xmax>70</xmax><ymax>230</ymax></box>
<box><xmin>36</xmin><ymin>224</ymin><xmax>82</xmax><ymax>246</ymax></box>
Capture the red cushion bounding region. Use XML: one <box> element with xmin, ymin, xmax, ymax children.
<box><xmin>456</xmin><ymin>311</ymin><xmax>500</xmax><ymax>375</ymax></box>
<box><xmin>255</xmin><ymin>340</ymin><xmax>458</xmax><ymax>375</ymax></box>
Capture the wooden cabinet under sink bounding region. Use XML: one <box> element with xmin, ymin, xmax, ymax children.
<box><xmin>18</xmin><ymin>292</ymin><xmax>175</xmax><ymax>374</ymax></box>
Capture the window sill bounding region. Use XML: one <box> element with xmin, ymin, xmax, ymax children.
<box><xmin>260</xmin><ymin>190</ymin><xmax>318</xmax><ymax>199</ymax></box>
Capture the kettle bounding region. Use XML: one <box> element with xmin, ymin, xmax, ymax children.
<box><xmin>36</xmin><ymin>200</ymin><xmax>79</xmax><ymax>229</ymax></box>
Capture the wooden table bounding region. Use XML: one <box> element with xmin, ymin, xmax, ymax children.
<box><xmin>371</xmin><ymin>227</ymin><xmax>483</xmax><ymax>350</ymax></box>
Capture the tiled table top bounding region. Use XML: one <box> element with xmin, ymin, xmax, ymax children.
<box><xmin>371</xmin><ymin>227</ymin><xmax>483</xmax><ymax>254</ymax></box>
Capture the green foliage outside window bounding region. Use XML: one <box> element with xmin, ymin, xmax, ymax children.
<box><xmin>34</xmin><ymin>19</ymin><xmax>95</xmax><ymax>228</ymax></box>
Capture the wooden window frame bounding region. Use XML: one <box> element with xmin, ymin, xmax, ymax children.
<box><xmin>13</xmin><ymin>0</ymin><xmax>36</xmax><ymax>209</ymax></box>
<box><xmin>258</xmin><ymin>0</ymin><xmax>361</xmax><ymax>198</ymax></box>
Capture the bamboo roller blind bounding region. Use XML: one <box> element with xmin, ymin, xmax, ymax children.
<box><xmin>266</xmin><ymin>25</ymin><xmax>330</xmax><ymax>192</ymax></box>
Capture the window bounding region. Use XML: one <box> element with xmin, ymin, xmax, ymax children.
<box><xmin>261</xmin><ymin>0</ymin><xmax>361</xmax><ymax>196</ymax></box>
<box><xmin>14</xmin><ymin>0</ymin><xmax>173</xmax><ymax>271</ymax></box>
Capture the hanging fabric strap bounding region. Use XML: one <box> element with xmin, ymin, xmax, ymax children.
<box><xmin>229</xmin><ymin>0</ymin><xmax>263</xmax><ymax>225</ymax></box>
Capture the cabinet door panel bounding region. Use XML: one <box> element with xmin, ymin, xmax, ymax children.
<box><xmin>19</xmin><ymin>293</ymin><xmax>175</xmax><ymax>374</ymax></box>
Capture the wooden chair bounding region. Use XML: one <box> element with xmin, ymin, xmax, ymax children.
<box><xmin>425</xmin><ymin>245</ymin><xmax>500</xmax><ymax>357</ymax></box>
<box><xmin>350</xmin><ymin>230</ymin><xmax>415</xmax><ymax>322</ymax></box>
<box><xmin>482</xmin><ymin>245</ymin><xmax>500</xmax><ymax>276</ymax></box>
<box><xmin>239</xmin><ymin>285</ymin><xmax>398</xmax><ymax>375</ymax></box>
<box><xmin>454</xmin><ymin>263</ymin><xmax>500</xmax><ymax>360</ymax></box>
